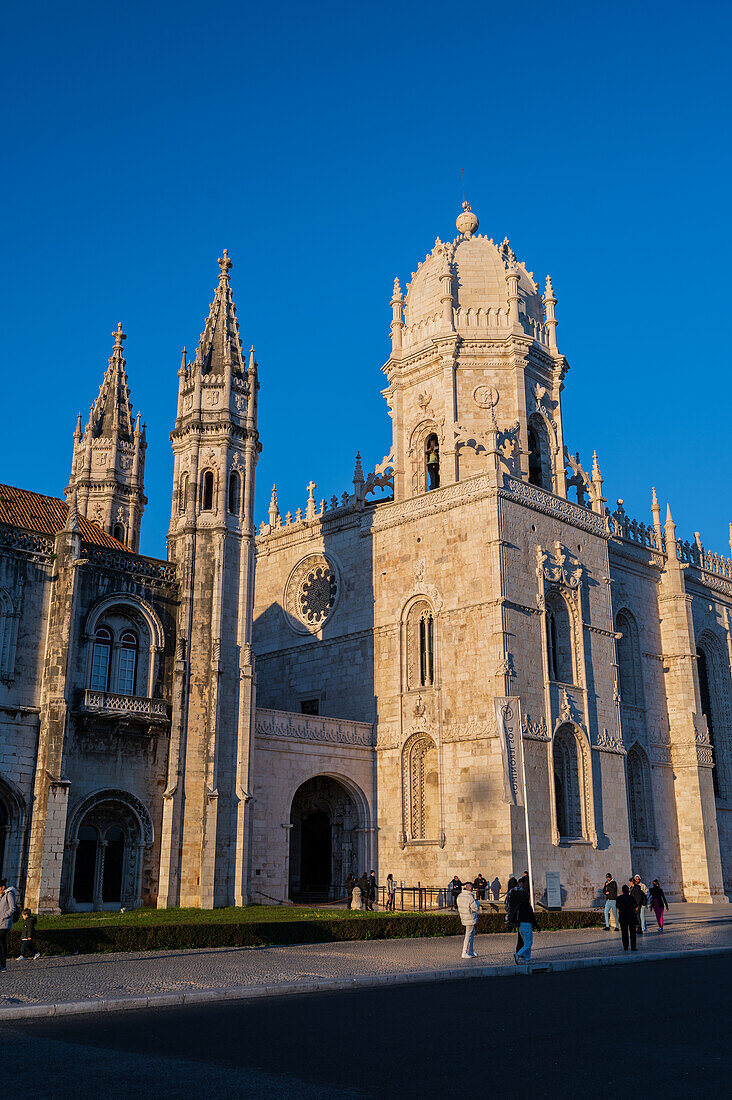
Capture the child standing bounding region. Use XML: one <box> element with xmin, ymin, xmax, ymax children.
<box><xmin>16</xmin><ymin>909</ymin><xmax>40</xmax><ymax>960</ymax></box>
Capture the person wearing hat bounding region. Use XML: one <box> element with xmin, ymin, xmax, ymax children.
<box><xmin>457</xmin><ymin>880</ymin><xmax>479</xmax><ymax>959</ymax></box>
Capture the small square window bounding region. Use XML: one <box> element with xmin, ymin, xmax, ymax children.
<box><xmin>300</xmin><ymin>699</ymin><xmax>319</xmax><ymax>716</ymax></box>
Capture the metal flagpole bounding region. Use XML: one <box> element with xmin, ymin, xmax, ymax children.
<box><xmin>519</xmin><ymin>722</ymin><xmax>534</xmax><ymax>905</ymax></box>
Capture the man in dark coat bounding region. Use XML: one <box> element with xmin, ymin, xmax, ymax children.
<box><xmin>359</xmin><ymin>873</ymin><xmax>372</xmax><ymax>911</ymax></box>
<box><xmin>473</xmin><ymin>874</ymin><xmax>487</xmax><ymax>901</ymax></box>
<box><xmin>449</xmin><ymin>876</ymin><xmax>462</xmax><ymax>910</ymax></box>
<box><xmin>616</xmin><ymin>884</ymin><xmax>638</xmax><ymax>951</ymax></box>
<box><xmin>368</xmin><ymin>871</ymin><xmax>377</xmax><ymax>910</ymax></box>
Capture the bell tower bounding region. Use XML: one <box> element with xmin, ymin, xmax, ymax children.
<box><xmin>382</xmin><ymin>203</ymin><xmax>575</xmax><ymax>504</ymax></box>
<box><xmin>158</xmin><ymin>250</ymin><xmax>261</xmax><ymax>908</ymax></box>
<box><xmin>66</xmin><ymin>323</ymin><xmax>147</xmax><ymax>550</ymax></box>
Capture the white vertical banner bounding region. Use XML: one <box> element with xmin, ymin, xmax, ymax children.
<box><xmin>494</xmin><ymin>696</ymin><xmax>524</xmax><ymax>807</ymax></box>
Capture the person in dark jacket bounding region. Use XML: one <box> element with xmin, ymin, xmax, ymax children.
<box><xmin>359</xmin><ymin>873</ymin><xmax>372</xmax><ymax>911</ymax></box>
<box><xmin>649</xmin><ymin>880</ymin><xmax>669</xmax><ymax>931</ymax></box>
<box><xmin>603</xmin><ymin>873</ymin><xmax>619</xmax><ymax>930</ymax></box>
<box><xmin>513</xmin><ymin>886</ymin><xmax>540</xmax><ymax>963</ymax></box>
<box><xmin>16</xmin><ymin>910</ymin><xmax>39</xmax><ymax>960</ymax></box>
<box><xmin>345</xmin><ymin>873</ymin><xmax>356</xmax><ymax>906</ymax></box>
<box><xmin>368</xmin><ymin>871</ymin><xmax>377</xmax><ymax>910</ymax></box>
<box><xmin>616</xmin><ymin>884</ymin><xmax>638</xmax><ymax>951</ymax></box>
<box><xmin>473</xmin><ymin>874</ymin><xmax>487</xmax><ymax>901</ymax></box>
<box><xmin>449</xmin><ymin>876</ymin><xmax>462</xmax><ymax>910</ymax></box>
<box><xmin>504</xmin><ymin>876</ymin><xmax>524</xmax><ymax>955</ymax></box>
<box><xmin>629</xmin><ymin>878</ymin><xmax>646</xmax><ymax>934</ymax></box>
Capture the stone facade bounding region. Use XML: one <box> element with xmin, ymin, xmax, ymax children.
<box><xmin>1</xmin><ymin>205</ymin><xmax>730</xmax><ymax>911</ymax></box>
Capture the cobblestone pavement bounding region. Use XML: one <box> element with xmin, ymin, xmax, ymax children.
<box><xmin>0</xmin><ymin>905</ymin><xmax>730</xmax><ymax>1010</ymax></box>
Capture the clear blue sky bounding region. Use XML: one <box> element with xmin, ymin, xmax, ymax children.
<box><xmin>2</xmin><ymin>1</ymin><xmax>730</xmax><ymax>559</ymax></box>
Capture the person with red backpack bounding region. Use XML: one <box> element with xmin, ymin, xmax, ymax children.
<box><xmin>0</xmin><ymin>878</ymin><xmax>20</xmax><ymax>972</ymax></box>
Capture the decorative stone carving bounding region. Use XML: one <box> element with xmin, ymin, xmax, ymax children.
<box><xmin>522</xmin><ymin>714</ymin><xmax>550</xmax><ymax>741</ymax></box>
<box><xmin>283</xmin><ymin>553</ymin><xmax>339</xmax><ymax>634</ymax></box>
<box><xmin>594</xmin><ymin>728</ymin><xmax>627</xmax><ymax>755</ymax></box>
<box><xmin>473</xmin><ymin>384</ymin><xmax>499</xmax><ymax>410</ymax></box>
<box><xmin>504</xmin><ymin>477</ymin><xmax>608</xmax><ymax>538</ymax></box>
<box><xmin>255</xmin><ymin>708</ymin><xmax>374</xmax><ymax>746</ymax></box>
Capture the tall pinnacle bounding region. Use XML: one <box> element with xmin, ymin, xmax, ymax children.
<box><xmin>194</xmin><ymin>252</ymin><xmax>245</xmax><ymax>375</ymax></box>
<box><xmin>86</xmin><ymin>323</ymin><xmax>134</xmax><ymax>439</ymax></box>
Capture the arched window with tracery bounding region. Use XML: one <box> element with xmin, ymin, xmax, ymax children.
<box><xmin>406</xmin><ymin>734</ymin><xmax>439</xmax><ymax>840</ymax></box>
<box><xmin>201</xmin><ymin>469</ymin><xmax>215</xmax><ymax>511</ymax></box>
<box><xmin>113</xmin><ymin>523</ymin><xmax>125</xmax><ymax>544</ymax></box>
<box><xmin>228</xmin><ymin>470</ymin><xmax>241</xmax><ymax>514</ymax></box>
<box><xmin>90</xmin><ymin>626</ymin><xmax>112</xmax><ymax>692</ymax></box>
<box><xmin>116</xmin><ymin>632</ymin><xmax>138</xmax><ymax>695</ymax></box>
<box><xmin>546</xmin><ymin>590</ymin><xmax>573</xmax><ymax>684</ymax></box>
<box><xmin>406</xmin><ymin>600</ymin><xmax>435</xmax><ymax>689</ymax></box>
<box><xmin>627</xmin><ymin>745</ymin><xmax>653</xmax><ymax>843</ymax></box>
<box><xmin>425</xmin><ymin>434</ymin><xmax>440</xmax><ymax>491</ymax></box>
<box><xmin>554</xmin><ymin>725</ymin><xmax>584</xmax><ymax>840</ymax></box>
<box><xmin>178</xmin><ymin>472</ymin><xmax>189</xmax><ymax>513</ymax></box>
<box><xmin>527</xmin><ymin>415</ymin><xmax>552</xmax><ymax>491</ymax></box>
<box><xmin>696</xmin><ymin>644</ymin><xmax>722</xmax><ymax>797</ymax></box>
<box><xmin>0</xmin><ymin>588</ymin><xmax>19</xmax><ymax>683</ymax></box>
<box><xmin>616</xmin><ymin>610</ymin><xmax>642</xmax><ymax>707</ymax></box>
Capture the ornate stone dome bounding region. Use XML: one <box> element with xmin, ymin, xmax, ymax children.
<box><xmin>401</xmin><ymin>205</ymin><xmax>546</xmax><ymax>347</ymax></box>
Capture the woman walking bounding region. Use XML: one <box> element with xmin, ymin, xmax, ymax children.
<box><xmin>385</xmin><ymin>873</ymin><xmax>396</xmax><ymax>911</ymax></box>
<box><xmin>649</xmin><ymin>880</ymin><xmax>669</xmax><ymax>931</ymax></box>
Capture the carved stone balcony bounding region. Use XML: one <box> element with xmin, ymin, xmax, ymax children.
<box><xmin>80</xmin><ymin>689</ymin><xmax>170</xmax><ymax>725</ymax></box>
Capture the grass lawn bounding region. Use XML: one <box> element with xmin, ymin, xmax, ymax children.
<box><xmin>33</xmin><ymin>905</ymin><xmax>421</xmax><ymax>930</ymax></box>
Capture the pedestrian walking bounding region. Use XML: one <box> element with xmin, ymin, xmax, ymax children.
<box><xmin>345</xmin><ymin>873</ymin><xmax>356</xmax><ymax>906</ymax></box>
<box><xmin>368</xmin><ymin>871</ymin><xmax>377</xmax><ymax>910</ymax></box>
<box><xmin>473</xmin><ymin>873</ymin><xmax>487</xmax><ymax>901</ymax></box>
<box><xmin>648</xmin><ymin>880</ymin><xmax>669</xmax><ymax>931</ymax></box>
<box><xmin>0</xmin><ymin>879</ymin><xmax>19</xmax><ymax>972</ymax></box>
<box><xmin>449</xmin><ymin>875</ymin><xmax>462</xmax><ymax>910</ymax></box>
<box><xmin>16</xmin><ymin>909</ymin><xmax>39</xmax><ymax>960</ymax></box>
<box><xmin>633</xmin><ymin>875</ymin><xmax>649</xmax><ymax>933</ymax></box>
<box><xmin>351</xmin><ymin>883</ymin><xmax>362</xmax><ymax>910</ymax></box>
<box><xmin>518</xmin><ymin>870</ymin><xmax>530</xmax><ymax>897</ymax></box>
<box><xmin>629</xmin><ymin>878</ymin><xmax>646</xmax><ymax>934</ymax></box>
<box><xmin>602</xmin><ymin>873</ymin><xmax>619</xmax><ymax>930</ymax></box>
<box><xmin>616</xmin><ymin>884</ymin><xmax>638</xmax><ymax>952</ymax></box>
<box><xmin>385</xmin><ymin>873</ymin><xmax>396</xmax><ymax>911</ymax></box>
<box><xmin>457</xmin><ymin>881</ymin><xmax>479</xmax><ymax>959</ymax></box>
<box><xmin>504</xmin><ymin>875</ymin><xmax>524</xmax><ymax>955</ymax></box>
<box><xmin>358</xmin><ymin>873</ymin><xmax>371</xmax><ymax>910</ymax></box>
<box><xmin>512</xmin><ymin>884</ymin><xmax>539</xmax><ymax>964</ymax></box>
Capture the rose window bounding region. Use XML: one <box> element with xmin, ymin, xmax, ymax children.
<box><xmin>299</xmin><ymin>567</ymin><xmax>337</xmax><ymax>625</ymax></box>
<box><xmin>285</xmin><ymin>553</ymin><xmax>340</xmax><ymax>633</ymax></box>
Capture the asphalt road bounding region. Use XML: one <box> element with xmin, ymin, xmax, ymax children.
<box><xmin>0</xmin><ymin>954</ymin><xmax>728</xmax><ymax>1098</ymax></box>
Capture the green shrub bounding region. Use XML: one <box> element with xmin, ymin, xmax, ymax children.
<box><xmin>5</xmin><ymin>909</ymin><xmax>602</xmax><ymax>957</ymax></box>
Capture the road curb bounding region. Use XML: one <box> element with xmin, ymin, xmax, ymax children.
<box><xmin>1</xmin><ymin>944</ymin><xmax>730</xmax><ymax>1022</ymax></box>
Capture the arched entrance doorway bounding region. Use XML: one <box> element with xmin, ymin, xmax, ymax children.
<box><xmin>65</xmin><ymin>790</ymin><xmax>153</xmax><ymax>911</ymax></box>
<box><xmin>289</xmin><ymin>776</ymin><xmax>360</xmax><ymax>902</ymax></box>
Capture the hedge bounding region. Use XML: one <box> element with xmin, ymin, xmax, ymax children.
<box><xmin>5</xmin><ymin>909</ymin><xmax>602</xmax><ymax>957</ymax></box>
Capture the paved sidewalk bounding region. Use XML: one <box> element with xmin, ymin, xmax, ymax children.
<box><xmin>0</xmin><ymin>903</ymin><xmax>729</xmax><ymax>1020</ymax></box>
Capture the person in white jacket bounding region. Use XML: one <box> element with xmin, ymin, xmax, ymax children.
<box><xmin>0</xmin><ymin>879</ymin><xmax>19</xmax><ymax>972</ymax></box>
<box><xmin>457</xmin><ymin>880</ymin><xmax>479</xmax><ymax>959</ymax></box>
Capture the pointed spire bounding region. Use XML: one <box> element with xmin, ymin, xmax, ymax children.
<box><xmin>591</xmin><ymin>451</ymin><xmax>602</xmax><ymax>480</ymax></box>
<box><xmin>65</xmin><ymin>489</ymin><xmax>80</xmax><ymax>534</ymax></box>
<box><xmin>543</xmin><ymin>275</ymin><xmax>558</xmax><ymax>351</ymax></box>
<box><xmin>589</xmin><ymin>451</ymin><xmax>605</xmax><ymax>515</ymax></box>
<box><xmin>194</xmin><ymin>253</ymin><xmax>246</xmax><ymax>376</ymax></box>
<box><xmin>74</xmin><ymin>412</ymin><xmax>82</xmax><ymax>441</ymax></box>
<box><xmin>651</xmin><ymin>487</ymin><xmax>663</xmax><ymax>548</ymax></box>
<box><xmin>729</xmin><ymin>522</ymin><xmax>732</xmax><ymax>559</ymax></box>
<box><xmin>86</xmin><ymin>323</ymin><xmax>135</xmax><ymax>440</ymax></box>
<box><xmin>665</xmin><ymin>503</ymin><xmax>677</xmax><ymax>551</ymax></box>
<box><xmin>268</xmin><ymin>484</ymin><xmax>281</xmax><ymax>527</ymax></box>
<box><xmin>353</xmin><ymin>452</ymin><xmax>365</xmax><ymax>486</ymax></box>
<box><xmin>179</xmin><ymin>347</ymin><xmax>187</xmax><ymax>374</ymax></box>
<box><xmin>248</xmin><ymin>346</ymin><xmax>257</xmax><ymax>374</ymax></box>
